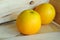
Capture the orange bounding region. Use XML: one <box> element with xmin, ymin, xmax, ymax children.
<box><xmin>34</xmin><ymin>3</ymin><xmax>55</xmax><ymax>24</ymax></box>
<box><xmin>16</xmin><ymin>10</ymin><xmax>41</xmax><ymax>35</ymax></box>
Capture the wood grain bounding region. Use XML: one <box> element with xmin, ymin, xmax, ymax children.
<box><xmin>50</xmin><ymin>0</ymin><xmax>60</xmax><ymax>25</ymax></box>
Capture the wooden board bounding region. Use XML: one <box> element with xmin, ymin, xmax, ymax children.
<box><xmin>50</xmin><ymin>0</ymin><xmax>60</xmax><ymax>24</ymax></box>
<box><xmin>0</xmin><ymin>21</ymin><xmax>60</xmax><ymax>39</ymax></box>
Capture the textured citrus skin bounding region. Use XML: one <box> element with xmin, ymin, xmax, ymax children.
<box><xmin>16</xmin><ymin>10</ymin><xmax>41</xmax><ymax>35</ymax></box>
<box><xmin>34</xmin><ymin>3</ymin><xmax>55</xmax><ymax>24</ymax></box>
